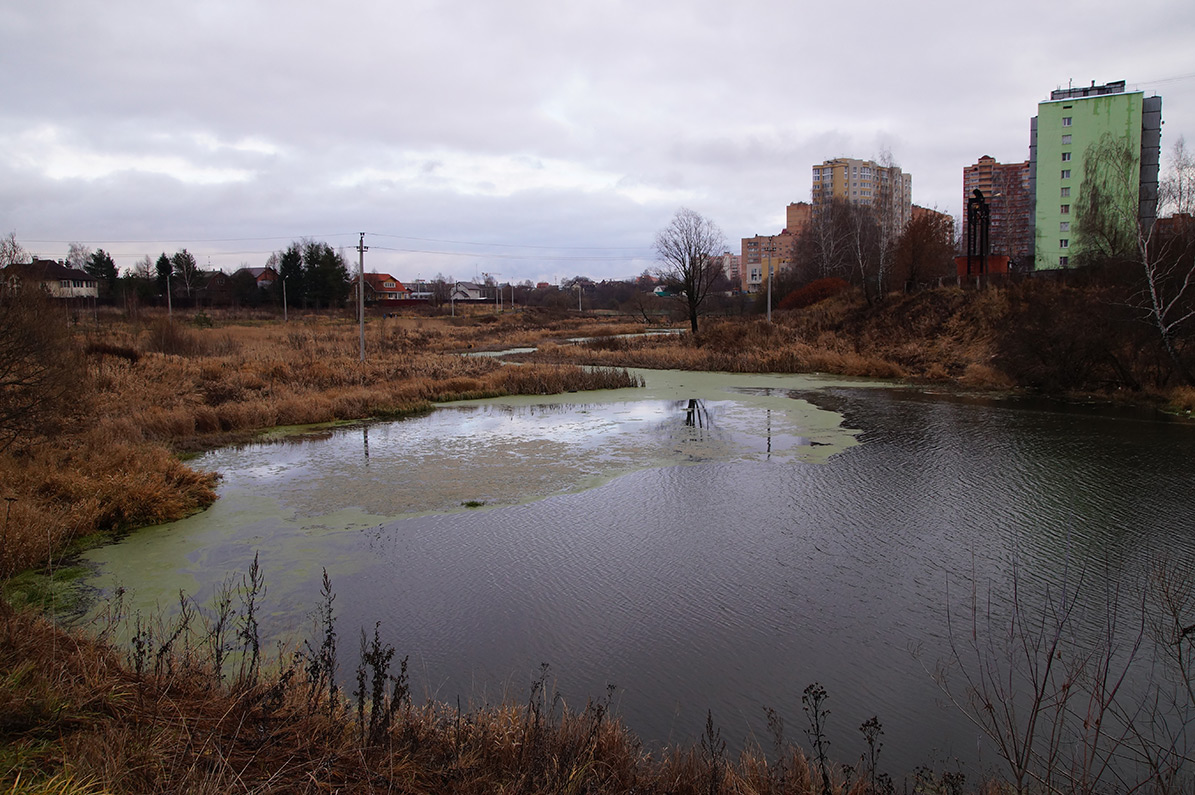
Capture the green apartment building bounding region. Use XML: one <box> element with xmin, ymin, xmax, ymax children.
<box><xmin>1029</xmin><ymin>80</ymin><xmax>1162</xmax><ymax>269</ymax></box>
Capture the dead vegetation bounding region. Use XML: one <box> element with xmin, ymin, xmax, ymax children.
<box><xmin>529</xmin><ymin>281</ymin><xmax>1195</xmax><ymax>404</ymax></box>
<box><xmin>1</xmin><ymin>573</ymin><xmax>943</xmax><ymax>794</ymax></box>
<box><xmin>0</xmin><ymin>309</ymin><xmax>643</xmax><ymax>578</ymax></box>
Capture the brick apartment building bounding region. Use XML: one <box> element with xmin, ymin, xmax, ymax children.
<box><xmin>961</xmin><ymin>155</ymin><xmax>1033</xmax><ymax>265</ymax></box>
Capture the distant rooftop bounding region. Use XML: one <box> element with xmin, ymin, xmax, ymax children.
<box><xmin>1049</xmin><ymin>80</ymin><xmax>1126</xmax><ymax>101</ymax></box>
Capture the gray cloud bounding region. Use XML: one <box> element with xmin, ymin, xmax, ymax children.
<box><xmin>3</xmin><ymin>0</ymin><xmax>1193</xmax><ymax>283</ymax></box>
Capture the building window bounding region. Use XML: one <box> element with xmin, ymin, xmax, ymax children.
<box><xmin>1060</xmin><ymin>239</ymin><xmax>1069</xmax><ymax>248</ymax></box>
<box><xmin>1060</xmin><ymin>222</ymin><xmax>1070</xmax><ymax>232</ymax></box>
<box><xmin>1061</xmin><ymin>205</ymin><xmax>1070</xmax><ymax>214</ymax></box>
<box><xmin>1062</xmin><ymin>117</ymin><xmax>1072</xmax><ymax>127</ymax></box>
<box><xmin>1061</xmin><ymin>152</ymin><xmax>1071</xmax><ymax>162</ymax></box>
<box><xmin>1061</xmin><ymin>169</ymin><xmax>1071</xmax><ymax>179</ymax></box>
<box><xmin>1062</xmin><ymin>134</ymin><xmax>1072</xmax><ymax>144</ymax></box>
<box><xmin>1061</xmin><ymin>187</ymin><xmax>1071</xmax><ymax>197</ymax></box>
<box><xmin>1059</xmin><ymin>256</ymin><xmax>1069</xmax><ymax>266</ymax></box>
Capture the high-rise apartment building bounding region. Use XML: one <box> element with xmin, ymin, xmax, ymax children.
<box><xmin>810</xmin><ymin>157</ymin><xmax>913</xmax><ymax>231</ymax></box>
<box><xmin>962</xmin><ymin>156</ymin><xmax>1032</xmax><ymax>264</ymax></box>
<box><xmin>1028</xmin><ymin>79</ymin><xmax>1162</xmax><ymax>269</ymax></box>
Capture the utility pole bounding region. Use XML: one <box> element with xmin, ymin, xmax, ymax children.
<box><xmin>766</xmin><ymin>236</ymin><xmax>775</xmax><ymax>324</ymax></box>
<box><xmin>357</xmin><ymin>232</ymin><xmax>367</xmax><ymax>363</ymax></box>
<box><xmin>282</xmin><ymin>277</ymin><xmax>288</xmax><ymax>322</ymax></box>
<box><xmin>483</xmin><ymin>272</ymin><xmax>501</xmax><ymax>312</ymax></box>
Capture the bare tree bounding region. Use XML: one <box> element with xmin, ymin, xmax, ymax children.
<box><xmin>1165</xmin><ymin>136</ymin><xmax>1195</xmax><ymax>216</ymax></box>
<box><xmin>66</xmin><ymin>241</ymin><xmax>92</xmax><ymax>271</ymax></box>
<box><xmin>892</xmin><ymin>211</ymin><xmax>956</xmax><ymax>288</ymax></box>
<box><xmin>934</xmin><ymin>554</ymin><xmax>1195</xmax><ymax>794</ymax></box>
<box><xmin>797</xmin><ymin>200</ymin><xmax>852</xmax><ymax>282</ymax></box>
<box><xmin>871</xmin><ymin>148</ymin><xmax>906</xmax><ymax>298</ymax></box>
<box><xmin>0</xmin><ymin>284</ymin><xmax>87</xmax><ymax>451</ymax></box>
<box><xmin>654</xmin><ymin>208</ymin><xmax>726</xmax><ymax>333</ymax></box>
<box><xmin>800</xmin><ymin>199</ymin><xmax>882</xmax><ymax>303</ymax></box>
<box><xmin>131</xmin><ymin>254</ymin><xmax>154</xmax><ymax>280</ymax></box>
<box><xmin>1076</xmin><ymin>135</ymin><xmax>1195</xmax><ymax>384</ymax></box>
<box><xmin>1</xmin><ymin>232</ymin><xmax>30</xmax><ymax>269</ymax></box>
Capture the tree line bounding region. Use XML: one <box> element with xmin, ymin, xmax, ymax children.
<box><xmin>1</xmin><ymin>237</ymin><xmax>354</xmax><ymax>310</ymax></box>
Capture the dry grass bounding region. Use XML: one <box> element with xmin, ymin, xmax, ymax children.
<box><xmin>0</xmin><ymin>311</ymin><xmax>647</xmax><ymax>578</ymax></box>
<box><xmin>528</xmin><ymin>285</ymin><xmax>1193</xmax><ymax>407</ymax></box>
<box><xmin>0</xmin><ymin>590</ymin><xmax>916</xmax><ymax>795</ymax></box>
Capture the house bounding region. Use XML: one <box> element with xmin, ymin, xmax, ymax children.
<box><xmin>351</xmin><ymin>273</ymin><xmax>411</xmax><ymax>304</ymax></box>
<box><xmin>450</xmin><ymin>282</ymin><xmax>488</xmax><ymax>301</ymax></box>
<box><xmin>196</xmin><ymin>270</ymin><xmax>231</xmax><ymax>304</ymax></box>
<box><xmin>2</xmin><ymin>258</ymin><xmax>98</xmax><ymax>299</ymax></box>
<box><xmin>232</xmin><ymin>266</ymin><xmax>278</xmax><ymax>289</ymax></box>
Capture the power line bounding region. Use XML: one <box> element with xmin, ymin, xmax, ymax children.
<box><xmin>1139</xmin><ymin>71</ymin><xmax>1195</xmax><ymax>87</ymax></box>
<box><xmin>19</xmin><ymin>231</ymin><xmax>653</xmax><ymax>262</ymax></box>
<box><xmin>365</xmin><ymin>231</ymin><xmax>649</xmax><ymax>252</ymax></box>
<box><xmin>20</xmin><ymin>233</ymin><xmax>358</xmax><ymax>245</ymax></box>
<box><xmin>367</xmin><ymin>245</ymin><xmax>647</xmax><ymax>262</ymax></box>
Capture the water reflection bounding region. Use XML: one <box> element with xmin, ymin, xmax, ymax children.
<box><xmin>682</xmin><ymin>398</ymin><xmax>707</xmax><ymax>429</ymax></box>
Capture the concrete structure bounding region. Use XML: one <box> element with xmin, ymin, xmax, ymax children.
<box><xmin>811</xmin><ymin>157</ymin><xmax>912</xmax><ymax>231</ymax></box>
<box><xmin>1028</xmin><ymin>79</ymin><xmax>1162</xmax><ymax>269</ymax></box>
<box><xmin>962</xmin><ymin>156</ymin><xmax>1032</xmax><ymax>265</ymax></box>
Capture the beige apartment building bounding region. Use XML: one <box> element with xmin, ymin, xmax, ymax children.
<box><xmin>811</xmin><ymin>157</ymin><xmax>913</xmax><ymax>232</ymax></box>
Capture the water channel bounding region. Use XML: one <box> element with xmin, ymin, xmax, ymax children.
<box><xmin>76</xmin><ymin>368</ymin><xmax>1195</xmax><ymax>780</ymax></box>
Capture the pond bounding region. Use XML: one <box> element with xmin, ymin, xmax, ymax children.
<box><xmin>75</xmin><ymin>368</ymin><xmax>1195</xmax><ymax>781</ymax></box>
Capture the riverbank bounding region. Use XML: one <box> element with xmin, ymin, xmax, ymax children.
<box><xmin>525</xmin><ymin>283</ymin><xmax>1195</xmax><ymax>415</ymax></box>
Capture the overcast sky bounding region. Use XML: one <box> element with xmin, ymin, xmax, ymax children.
<box><xmin>3</xmin><ymin>0</ymin><xmax>1194</xmax><ymax>285</ymax></box>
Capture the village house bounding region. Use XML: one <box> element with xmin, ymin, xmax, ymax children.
<box><xmin>450</xmin><ymin>282</ymin><xmax>488</xmax><ymax>301</ymax></box>
<box><xmin>351</xmin><ymin>273</ymin><xmax>411</xmax><ymax>305</ymax></box>
<box><xmin>232</xmin><ymin>266</ymin><xmax>278</xmax><ymax>289</ymax></box>
<box><xmin>2</xmin><ymin>258</ymin><xmax>99</xmax><ymax>299</ymax></box>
